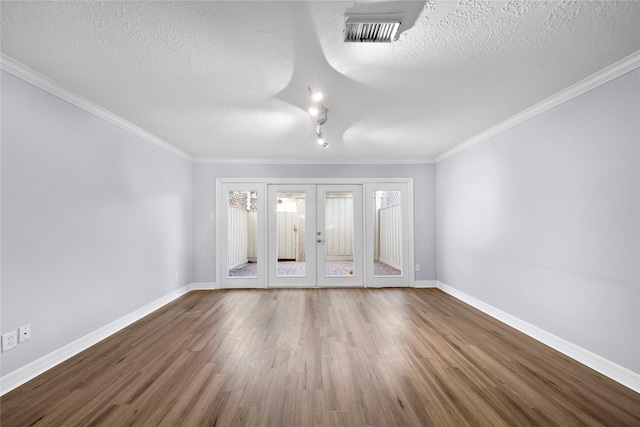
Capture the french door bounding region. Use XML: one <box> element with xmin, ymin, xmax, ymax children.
<box><xmin>218</xmin><ymin>179</ymin><xmax>413</xmax><ymax>289</ymax></box>
<box><xmin>219</xmin><ymin>182</ymin><xmax>266</xmax><ymax>288</ymax></box>
<box><xmin>267</xmin><ymin>184</ymin><xmax>363</xmax><ymax>287</ymax></box>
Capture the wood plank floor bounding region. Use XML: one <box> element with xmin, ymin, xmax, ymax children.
<box><xmin>2</xmin><ymin>289</ymin><xmax>638</xmax><ymax>426</ymax></box>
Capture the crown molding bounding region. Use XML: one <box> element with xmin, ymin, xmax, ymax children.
<box><xmin>192</xmin><ymin>157</ymin><xmax>436</xmax><ymax>165</ymax></box>
<box><xmin>1</xmin><ymin>53</ymin><xmax>194</xmax><ymax>162</ymax></box>
<box><xmin>435</xmin><ymin>49</ymin><xmax>640</xmax><ymax>163</ymax></box>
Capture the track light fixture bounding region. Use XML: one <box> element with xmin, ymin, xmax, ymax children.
<box><xmin>315</xmin><ymin>125</ymin><xmax>329</xmax><ymax>148</ymax></box>
<box><xmin>309</xmin><ymin>87</ymin><xmax>329</xmax><ymax>148</ymax></box>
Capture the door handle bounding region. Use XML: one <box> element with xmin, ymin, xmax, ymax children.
<box><xmin>317</xmin><ymin>239</ymin><xmax>325</xmax><ymax>243</ymax></box>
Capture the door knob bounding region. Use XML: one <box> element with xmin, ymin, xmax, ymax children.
<box><xmin>317</xmin><ymin>239</ymin><xmax>325</xmax><ymax>243</ymax></box>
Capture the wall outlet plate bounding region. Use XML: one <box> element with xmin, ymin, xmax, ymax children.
<box><xmin>2</xmin><ymin>331</ymin><xmax>17</xmax><ymax>352</ymax></box>
<box><xmin>19</xmin><ymin>324</ymin><xmax>31</xmax><ymax>343</ymax></box>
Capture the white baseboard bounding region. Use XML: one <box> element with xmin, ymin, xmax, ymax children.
<box><xmin>436</xmin><ymin>281</ymin><xmax>640</xmax><ymax>394</ymax></box>
<box><xmin>189</xmin><ymin>282</ymin><xmax>216</xmax><ymax>290</ymax></box>
<box><xmin>0</xmin><ymin>284</ymin><xmax>196</xmax><ymax>396</ymax></box>
<box><xmin>414</xmin><ymin>280</ymin><xmax>438</xmax><ymax>288</ymax></box>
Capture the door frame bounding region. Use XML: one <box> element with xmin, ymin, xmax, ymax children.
<box><xmin>316</xmin><ymin>184</ymin><xmax>364</xmax><ymax>288</ymax></box>
<box><xmin>218</xmin><ymin>182</ymin><xmax>267</xmax><ymax>289</ymax></box>
<box><xmin>216</xmin><ymin>178</ymin><xmax>414</xmax><ymax>289</ymax></box>
<box><xmin>267</xmin><ymin>184</ymin><xmax>317</xmax><ymax>287</ymax></box>
<box><xmin>364</xmin><ymin>182</ymin><xmax>411</xmax><ymax>287</ymax></box>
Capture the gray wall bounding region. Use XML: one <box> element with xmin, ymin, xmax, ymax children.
<box><xmin>436</xmin><ymin>69</ymin><xmax>639</xmax><ymax>373</ymax></box>
<box><xmin>1</xmin><ymin>71</ymin><xmax>193</xmax><ymax>377</ymax></box>
<box><xmin>192</xmin><ymin>163</ymin><xmax>436</xmax><ymax>283</ymax></box>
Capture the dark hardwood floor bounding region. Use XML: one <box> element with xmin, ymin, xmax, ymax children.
<box><xmin>2</xmin><ymin>289</ymin><xmax>638</xmax><ymax>426</ymax></box>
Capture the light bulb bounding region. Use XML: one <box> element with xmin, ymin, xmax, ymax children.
<box><xmin>309</xmin><ymin>107</ymin><xmax>318</xmax><ymax>116</ymax></box>
<box><xmin>317</xmin><ymin>137</ymin><xmax>325</xmax><ymax>145</ymax></box>
<box><xmin>312</xmin><ymin>92</ymin><xmax>323</xmax><ymax>102</ymax></box>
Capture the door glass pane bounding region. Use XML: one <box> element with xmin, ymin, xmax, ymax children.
<box><xmin>227</xmin><ymin>191</ymin><xmax>258</xmax><ymax>277</ymax></box>
<box><xmin>276</xmin><ymin>192</ymin><xmax>306</xmax><ymax>276</ymax></box>
<box><xmin>373</xmin><ymin>191</ymin><xmax>402</xmax><ymax>276</ymax></box>
<box><xmin>325</xmin><ymin>191</ymin><xmax>354</xmax><ymax>276</ymax></box>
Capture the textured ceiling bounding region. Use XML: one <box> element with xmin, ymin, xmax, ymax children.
<box><xmin>2</xmin><ymin>1</ymin><xmax>639</xmax><ymax>162</ymax></box>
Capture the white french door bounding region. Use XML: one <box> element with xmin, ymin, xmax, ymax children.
<box><xmin>316</xmin><ymin>185</ymin><xmax>363</xmax><ymax>287</ymax></box>
<box><xmin>218</xmin><ymin>178</ymin><xmax>413</xmax><ymax>289</ymax></box>
<box><xmin>219</xmin><ymin>182</ymin><xmax>266</xmax><ymax>289</ymax></box>
<box><xmin>267</xmin><ymin>185</ymin><xmax>316</xmax><ymax>287</ymax></box>
<box><xmin>267</xmin><ymin>184</ymin><xmax>363</xmax><ymax>287</ymax></box>
<box><xmin>364</xmin><ymin>182</ymin><xmax>411</xmax><ymax>287</ymax></box>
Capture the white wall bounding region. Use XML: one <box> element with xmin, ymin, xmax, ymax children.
<box><xmin>1</xmin><ymin>71</ymin><xmax>193</xmax><ymax>377</ymax></box>
<box><xmin>436</xmin><ymin>69</ymin><xmax>639</xmax><ymax>374</ymax></box>
<box><xmin>192</xmin><ymin>163</ymin><xmax>436</xmax><ymax>283</ymax></box>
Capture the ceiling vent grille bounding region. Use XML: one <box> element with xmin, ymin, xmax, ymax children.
<box><xmin>344</xmin><ymin>14</ymin><xmax>402</xmax><ymax>43</ymax></box>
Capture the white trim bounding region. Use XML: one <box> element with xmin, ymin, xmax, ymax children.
<box><xmin>414</xmin><ymin>280</ymin><xmax>437</xmax><ymax>288</ymax></box>
<box><xmin>216</xmin><ymin>179</ymin><xmax>223</xmax><ymax>290</ymax></box>
<box><xmin>0</xmin><ymin>54</ymin><xmax>193</xmax><ymax>162</ymax></box>
<box><xmin>436</xmin><ymin>281</ymin><xmax>640</xmax><ymax>394</ymax></box>
<box><xmin>407</xmin><ymin>180</ymin><xmax>415</xmax><ymax>288</ymax></box>
<box><xmin>0</xmin><ymin>285</ymin><xmax>193</xmax><ymax>396</ymax></box>
<box><xmin>435</xmin><ymin>50</ymin><xmax>640</xmax><ymax>162</ymax></box>
<box><xmin>189</xmin><ymin>282</ymin><xmax>216</xmax><ymax>290</ymax></box>
<box><xmin>193</xmin><ymin>158</ymin><xmax>435</xmax><ymax>165</ymax></box>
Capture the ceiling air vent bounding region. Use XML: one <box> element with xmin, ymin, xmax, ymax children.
<box><xmin>344</xmin><ymin>14</ymin><xmax>402</xmax><ymax>43</ymax></box>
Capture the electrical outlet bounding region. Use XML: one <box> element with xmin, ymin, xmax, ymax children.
<box><xmin>2</xmin><ymin>331</ymin><xmax>17</xmax><ymax>352</ymax></box>
<box><xmin>19</xmin><ymin>324</ymin><xmax>31</xmax><ymax>343</ymax></box>
<box><xmin>415</xmin><ymin>264</ymin><xmax>421</xmax><ymax>272</ymax></box>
